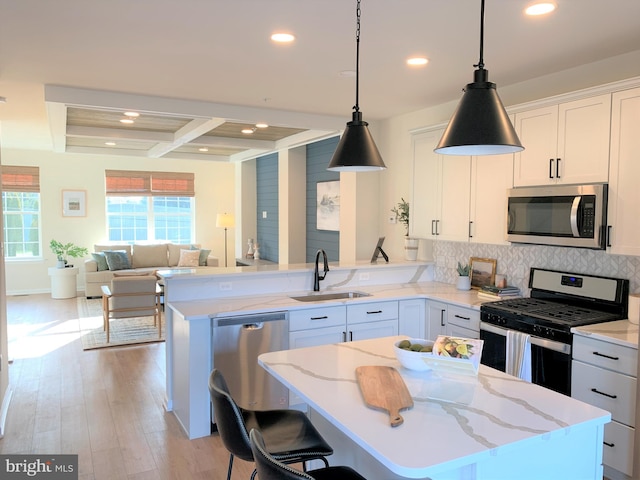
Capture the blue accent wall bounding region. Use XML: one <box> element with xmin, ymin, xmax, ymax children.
<box><xmin>306</xmin><ymin>137</ymin><xmax>340</xmax><ymax>262</ymax></box>
<box><xmin>256</xmin><ymin>153</ymin><xmax>279</xmax><ymax>263</ymax></box>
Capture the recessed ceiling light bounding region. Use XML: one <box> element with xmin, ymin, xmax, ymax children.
<box><xmin>525</xmin><ymin>2</ymin><xmax>556</xmax><ymax>15</ymax></box>
<box><xmin>241</xmin><ymin>128</ymin><xmax>255</xmax><ymax>134</ymax></box>
<box><xmin>255</xmin><ymin>123</ymin><xmax>269</xmax><ymax>129</ymax></box>
<box><xmin>407</xmin><ymin>57</ymin><xmax>429</xmax><ymax>66</ymax></box>
<box><xmin>124</xmin><ymin>111</ymin><xmax>140</xmax><ymax>117</ymax></box>
<box><xmin>105</xmin><ymin>141</ymin><xmax>116</xmax><ymax>146</ymax></box>
<box><xmin>120</xmin><ymin>118</ymin><xmax>135</xmax><ymax>124</ymax></box>
<box><xmin>198</xmin><ymin>147</ymin><xmax>209</xmax><ymax>152</ymax></box>
<box><xmin>271</xmin><ymin>32</ymin><xmax>295</xmax><ymax>43</ymax></box>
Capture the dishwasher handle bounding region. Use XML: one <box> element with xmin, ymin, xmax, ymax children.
<box><xmin>212</xmin><ymin>311</ymin><xmax>288</xmax><ymax>327</ymax></box>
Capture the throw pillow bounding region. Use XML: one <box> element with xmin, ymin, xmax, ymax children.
<box><xmin>191</xmin><ymin>245</ymin><xmax>211</xmax><ymax>266</ymax></box>
<box><xmin>177</xmin><ymin>249</ymin><xmax>200</xmax><ymax>267</ymax></box>
<box><xmin>91</xmin><ymin>252</ymin><xmax>109</xmax><ymax>271</ymax></box>
<box><xmin>103</xmin><ymin>250</ymin><xmax>132</xmax><ymax>271</ymax></box>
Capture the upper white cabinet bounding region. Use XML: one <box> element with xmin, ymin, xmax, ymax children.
<box><xmin>412</xmin><ymin>129</ymin><xmax>471</xmax><ymax>242</ymax></box>
<box><xmin>607</xmin><ymin>87</ymin><xmax>640</xmax><ymax>256</ymax></box>
<box><xmin>513</xmin><ymin>94</ymin><xmax>611</xmax><ymax>187</ymax></box>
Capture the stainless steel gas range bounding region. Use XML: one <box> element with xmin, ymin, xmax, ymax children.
<box><xmin>480</xmin><ymin>268</ymin><xmax>629</xmax><ymax>396</ymax></box>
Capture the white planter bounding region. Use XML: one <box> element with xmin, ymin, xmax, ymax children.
<box><xmin>404</xmin><ymin>237</ymin><xmax>419</xmax><ymax>261</ymax></box>
<box><xmin>456</xmin><ymin>276</ymin><xmax>471</xmax><ymax>291</ymax></box>
<box><xmin>56</xmin><ymin>260</ymin><xmax>66</xmax><ymax>269</ymax></box>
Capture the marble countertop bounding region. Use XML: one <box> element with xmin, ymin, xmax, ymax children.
<box><xmin>572</xmin><ymin>319</ymin><xmax>639</xmax><ymax>349</ymax></box>
<box><xmin>258</xmin><ymin>336</ymin><xmax>610</xmax><ymax>478</ymax></box>
<box><xmin>168</xmin><ymin>281</ymin><xmax>492</xmax><ymax>319</ymax></box>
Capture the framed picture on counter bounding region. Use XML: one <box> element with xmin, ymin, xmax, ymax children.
<box><xmin>470</xmin><ymin>257</ymin><xmax>496</xmax><ymax>289</ymax></box>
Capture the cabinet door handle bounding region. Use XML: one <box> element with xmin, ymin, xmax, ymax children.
<box><xmin>366</xmin><ymin>310</ymin><xmax>383</xmax><ymax>315</ymax></box>
<box><xmin>549</xmin><ymin>158</ymin><xmax>554</xmax><ymax>179</ymax></box>
<box><xmin>591</xmin><ymin>388</ymin><xmax>617</xmax><ymax>399</ymax></box>
<box><xmin>440</xmin><ymin>309</ymin><xmax>446</xmax><ymax>327</ymax></box>
<box><xmin>607</xmin><ymin>225</ymin><xmax>612</xmax><ymax>247</ymax></box>
<box><xmin>343</xmin><ymin>331</ymin><xmax>347</xmax><ymax>342</ymax></box>
<box><xmin>349</xmin><ymin>331</ymin><xmax>353</xmax><ymax>342</ymax></box>
<box><xmin>603</xmin><ymin>441</ymin><xmax>615</xmax><ymax>448</ymax></box>
<box><xmin>454</xmin><ymin>314</ymin><xmax>471</xmax><ymax>320</ymax></box>
<box><xmin>431</xmin><ymin>220</ymin><xmax>436</xmax><ymax>236</ymax></box>
<box><xmin>593</xmin><ymin>351</ymin><xmax>619</xmax><ymax>361</ymax></box>
<box><xmin>556</xmin><ymin>158</ymin><xmax>561</xmax><ymax>178</ymax></box>
<box><xmin>469</xmin><ymin>221</ymin><xmax>473</xmax><ymax>238</ymax></box>
<box><xmin>311</xmin><ymin>316</ymin><xmax>328</xmax><ymax>320</ymax></box>
<box><xmin>436</xmin><ymin>220</ymin><xmax>440</xmax><ymax>236</ymax></box>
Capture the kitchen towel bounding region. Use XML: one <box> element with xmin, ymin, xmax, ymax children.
<box><xmin>506</xmin><ymin>330</ymin><xmax>532</xmax><ymax>382</ymax></box>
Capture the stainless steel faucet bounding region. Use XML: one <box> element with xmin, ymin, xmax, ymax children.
<box><xmin>313</xmin><ymin>249</ymin><xmax>329</xmax><ymax>291</ymax></box>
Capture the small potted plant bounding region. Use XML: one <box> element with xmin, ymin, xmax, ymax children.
<box><xmin>50</xmin><ymin>240</ymin><xmax>88</xmax><ymax>268</ymax></box>
<box><xmin>392</xmin><ymin>198</ymin><xmax>418</xmax><ymax>261</ymax></box>
<box><xmin>456</xmin><ymin>261</ymin><xmax>471</xmax><ymax>290</ymax></box>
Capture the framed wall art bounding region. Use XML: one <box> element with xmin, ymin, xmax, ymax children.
<box><xmin>62</xmin><ymin>190</ymin><xmax>86</xmax><ymax>217</ymax></box>
<box><xmin>316</xmin><ymin>180</ymin><xmax>340</xmax><ymax>231</ymax></box>
<box><xmin>469</xmin><ymin>257</ymin><xmax>497</xmax><ymax>289</ymax></box>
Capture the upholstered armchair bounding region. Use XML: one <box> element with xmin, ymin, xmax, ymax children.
<box><xmin>101</xmin><ymin>275</ymin><xmax>162</xmax><ymax>343</ymax></box>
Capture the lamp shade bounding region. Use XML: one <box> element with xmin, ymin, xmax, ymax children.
<box><xmin>216</xmin><ymin>213</ymin><xmax>235</xmax><ymax>229</ymax></box>
<box><xmin>435</xmin><ymin>69</ymin><xmax>524</xmax><ymax>156</ymax></box>
<box><xmin>327</xmin><ymin>111</ymin><xmax>386</xmax><ymax>172</ymax></box>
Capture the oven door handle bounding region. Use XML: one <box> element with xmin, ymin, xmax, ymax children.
<box><xmin>480</xmin><ymin>322</ymin><xmax>571</xmax><ymax>355</ymax></box>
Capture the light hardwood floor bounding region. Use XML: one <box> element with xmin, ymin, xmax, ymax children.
<box><xmin>1</xmin><ymin>293</ymin><xmax>256</xmax><ymax>479</ymax></box>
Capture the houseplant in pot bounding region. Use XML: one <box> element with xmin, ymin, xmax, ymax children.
<box><xmin>391</xmin><ymin>198</ymin><xmax>418</xmax><ymax>261</ymax></box>
<box><xmin>50</xmin><ymin>240</ymin><xmax>88</xmax><ymax>268</ymax></box>
<box><xmin>456</xmin><ymin>261</ymin><xmax>471</xmax><ymax>290</ymax></box>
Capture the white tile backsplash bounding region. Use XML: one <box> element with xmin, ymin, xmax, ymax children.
<box><xmin>434</xmin><ymin>241</ymin><xmax>640</xmax><ymax>296</ymax></box>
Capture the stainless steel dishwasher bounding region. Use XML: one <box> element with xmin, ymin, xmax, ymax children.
<box><xmin>211</xmin><ymin>311</ymin><xmax>289</xmax><ymax>410</ymax></box>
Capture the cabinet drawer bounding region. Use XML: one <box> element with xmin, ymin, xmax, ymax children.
<box><xmin>603</xmin><ymin>420</ymin><xmax>634</xmax><ymax>477</ymax></box>
<box><xmin>347</xmin><ymin>301</ymin><xmax>398</xmax><ymax>324</ymax></box>
<box><xmin>571</xmin><ymin>361</ymin><xmax>636</xmax><ymax>427</ymax></box>
<box><xmin>573</xmin><ymin>335</ymin><xmax>637</xmax><ymax>376</ymax></box>
<box><xmin>447</xmin><ymin>305</ymin><xmax>480</xmax><ymax>332</ymax></box>
<box><xmin>289</xmin><ymin>306</ymin><xmax>346</xmax><ymax>331</ymax></box>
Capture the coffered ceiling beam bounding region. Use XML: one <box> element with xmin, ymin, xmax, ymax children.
<box><xmin>147</xmin><ymin>118</ymin><xmax>226</xmax><ymax>158</ymax></box>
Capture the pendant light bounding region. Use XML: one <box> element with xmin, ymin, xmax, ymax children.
<box><xmin>435</xmin><ymin>0</ymin><xmax>524</xmax><ymax>155</ymax></box>
<box><xmin>327</xmin><ymin>0</ymin><xmax>386</xmax><ymax>171</ymax></box>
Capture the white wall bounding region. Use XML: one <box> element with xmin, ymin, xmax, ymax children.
<box><xmin>2</xmin><ymin>148</ymin><xmax>235</xmax><ymax>295</ymax></box>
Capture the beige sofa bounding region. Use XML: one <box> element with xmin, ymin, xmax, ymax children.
<box><xmin>84</xmin><ymin>243</ymin><xmax>219</xmax><ymax>297</ymax></box>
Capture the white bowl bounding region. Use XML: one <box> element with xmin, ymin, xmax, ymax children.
<box><xmin>394</xmin><ymin>338</ymin><xmax>435</xmax><ymax>371</ymax></box>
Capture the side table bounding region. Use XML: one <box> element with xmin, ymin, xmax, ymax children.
<box><xmin>48</xmin><ymin>266</ymin><xmax>79</xmax><ymax>299</ymax></box>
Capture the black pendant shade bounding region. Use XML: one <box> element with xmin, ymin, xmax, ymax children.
<box><xmin>327</xmin><ymin>111</ymin><xmax>386</xmax><ymax>171</ymax></box>
<box><xmin>434</xmin><ymin>68</ymin><xmax>523</xmax><ymax>155</ymax></box>
<box><xmin>435</xmin><ymin>0</ymin><xmax>524</xmax><ymax>156</ymax></box>
<box><xmin>327</xmin><ymin>0</ymin><xmax>386</xmax><ymax>172</ymax></box>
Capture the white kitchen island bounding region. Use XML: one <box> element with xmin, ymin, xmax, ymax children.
<box><xmin>259</xmin><ymin>336</ymin><xmax>610</xmax><ymax>480</ymax></box>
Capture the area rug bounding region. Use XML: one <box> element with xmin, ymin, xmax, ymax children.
<box><xmin>76</xmin><ymin>297</ymin><xmax>165</xmax><ymax>350</ymax></box>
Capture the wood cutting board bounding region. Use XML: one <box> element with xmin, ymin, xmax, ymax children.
<box><xmin>355</xmin><ymin>365</ymin><xmax>414</xmax><ymax>427</ymax></box>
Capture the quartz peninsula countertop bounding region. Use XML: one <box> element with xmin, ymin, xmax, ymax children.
<box><xmin>258</xmin><ymin>336</ymin><xmax>610</xmax><ymax>479</ymax></box>
<box><xmin>168</xmin><ymin>281</ymin><xmax>489</xmax><ymax>320</ymax></box>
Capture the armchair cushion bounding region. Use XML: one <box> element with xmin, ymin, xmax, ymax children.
<box><xmin>103</xmin><ymin>250</ymin><xmax>132</xmax><ymax>271</ymax></box>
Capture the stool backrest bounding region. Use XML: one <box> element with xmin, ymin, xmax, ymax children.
<box><xmin>249</xmin><ymin>429</ymin><xmax>315</xmax><ymax>480</ymax></box>
<box><xmin>208</xmin><ymin>369</ymin><xmax>253</xmax><ymax>462</ymax></box>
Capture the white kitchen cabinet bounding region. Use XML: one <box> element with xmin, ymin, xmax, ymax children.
<box><xmin>411</xmin><ymin>129</ymin><xmax>471</xmax><ymax>242</ymax></box>
<box><xmin>607</xmin><ymin>87</ymin><xmax>640</xmax><ymax>256</ymax></box>
<box><xmin>399</xmin><ymin>299</ymin><xmax>426</xmax><ymax>339</ymax></box>
<box><xmin>469</xmin><ymin>152</ymin><xmax>514</xmax><ymax>245</ymax></box>
<box><xmin>514</xmin><ymin>94</ymin><xmax>611</xmax><ymax>186</ymax></box>
<box><xmin>426</xmin><ymin>300</ymin><xmax>447</xmax><ymax>340</ymax></box>
<box><xmin>427</xmin><ymin>300</ymin><xmax>480</xmax><ymax>341</ymax></box>
<box><xmin>572</xmin><ymin>334</ymin><xmax>637</xmax><ymax>478</ymax></box>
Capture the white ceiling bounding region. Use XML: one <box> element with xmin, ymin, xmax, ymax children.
<box><xmin>1</xmin><ymin>0</ymin><xmax>640</xmax><ymax>162</ymax></box>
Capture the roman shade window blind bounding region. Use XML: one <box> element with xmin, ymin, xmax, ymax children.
<box><xmin>1</xmin><ymin>166</ymin><xmax>40</xmax><ymax>192</ymax></box>
<box><xmin>105</xmin><ymin>170</ymin><xmax>194</xmax><ymax>197</ymax></box>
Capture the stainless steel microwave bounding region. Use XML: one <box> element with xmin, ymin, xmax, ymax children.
<box><xmin>506</xmin><ymin>184</ymin><xmax>608</xmax><ymax>249</ymax></box>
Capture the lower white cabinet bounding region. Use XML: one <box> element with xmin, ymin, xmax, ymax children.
<box><xmin>399</xmin><ymin>299</ymin><xmax>426</xmax><ymax>339</ymax></box>
<box><xmin>427</xmin><ymin>300</ymin><xmax>480</xmax><ymax>340</ymax></box>
<box><xmin>572</xmin><ymin>334</ymin><xmax>637</xmax><ymax>478</ymax></box>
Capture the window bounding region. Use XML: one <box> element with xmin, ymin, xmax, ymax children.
<box><xmin>1</xmin><ymin>166</ymin><xmax>41</xmax><ymax>259</ymax></box>
<box><xmin>105</xmin><ymin>170</ymin><xmax>195</xmax><ymax>243</ymax></box>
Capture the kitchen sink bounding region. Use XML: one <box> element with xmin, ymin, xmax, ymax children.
<box><xmin>289</xmin><ymin>291</ymin><xmax>371</xmax><ymax>302</ymax></box>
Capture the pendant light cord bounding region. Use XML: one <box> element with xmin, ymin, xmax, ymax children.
<box><xmin>354</xmin><ymin>0</ymin><xmax>361</xmax><ymax>114</ymax></box>
<box><xmin>474</xmin><ymin>0</ymin><xmax>485</xmax><ymax>70</ymax></box>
